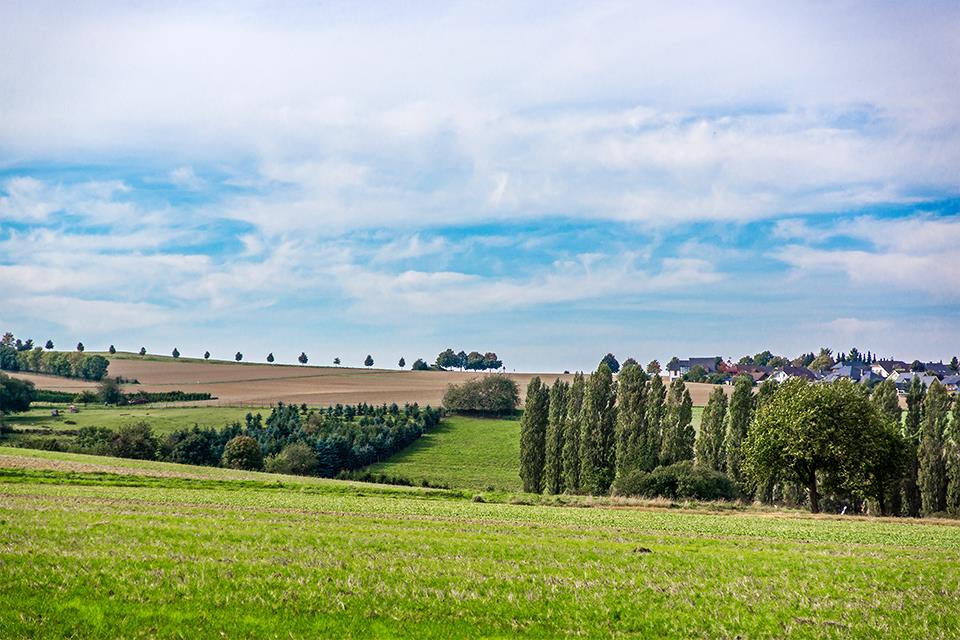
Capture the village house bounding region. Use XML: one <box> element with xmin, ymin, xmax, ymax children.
<box><xmin>666</xmin><ymin>357</ymin><xmax>719</xmax><ymax>380</ymax></box>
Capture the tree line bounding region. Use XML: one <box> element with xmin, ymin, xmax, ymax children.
<box><xmin>21</xmin><ymin>402</ymin><xmax>440</xmax><ymax>478</ymax></box>
<box><xmin>519</xmin><ymin>362</ymin><xmax>960</xmax><ymax>516</ymax></box>
<box><xmin>435</xmin><ymin>349</ymin><xmax>503</xmax><ymax>371</ymax></box>
<box><xmin>0</xmin><ymin>337</ymin><xmax>109</xmax><ymax>381</ymax></box>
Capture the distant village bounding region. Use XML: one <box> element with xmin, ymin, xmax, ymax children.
<box><xmin>666</xmin><ymin>350</ymin><xmax>960</xmax><ymax>396</ymax></box>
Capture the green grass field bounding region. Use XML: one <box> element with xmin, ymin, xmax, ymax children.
<box><xmin>1</xmin><ymin>448</ymin><xmax>959</xmax><ymax>638</ymax></box>
<box><xmin>3</xmin><ymin>404</ymin><xmax>265</xmax><ymax>434</ymax></box>
<box><xmin>366</xmin><ymin>415</ymin><xmax>522</xmax><ymax>490</ymax></box>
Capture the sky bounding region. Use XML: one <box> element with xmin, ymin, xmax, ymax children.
<box><xmin>0</xmin><ymin>1</ymin><xmax>958</xmax><ymax>371</ymax></box>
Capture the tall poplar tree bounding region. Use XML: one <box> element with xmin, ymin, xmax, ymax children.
<box><xmin>902</xmin><ymin>376</ymin><xmax>926</xmax><ymax>517</ymax></box>
<box><xmin>614</xmin><ymin>363</ymin><xmax>648</xmax><ymax>479</ymax></box>
<box><xmin>696</xmin><ymin>386</ymin><xmax>728</xmax><ymax>471</ymax></box>
<box><xmin>519</xmin><ymin>377</ymin><xmax>550</xmax><ymax>494</ymax></box>
<box><xmin>946</xmin><ymin>397</ymin><xmax>960</xmax><ymax>514</ymax></box>
<box><xmin>871</xmin><ymin>378</ymin><xmax>901</xmax><ymax>426</ymax></box>
<box><xmin>918</xmin><ymin>380</ymin><xmax>949</xmax><ymax>515</ymax></box>
<box><xmin>724</xmin><ymin>375</ymin><xmax>754</xmax><ymax>486</ymax></box>
<box><xmin>641</xmin><ymin>373</ymin><xmax>666</xmax><ymax>471</ymax></box>
<box><xmin>543</xmin><ymin>378</ymin><xmax>569</xmax><ymax>494</ymax></box>
<box><xmin>660</xmin><ymin>378</ymin><xmax>694</xmax><ymax>465</ymax></box>
<box><xmin>562</xmin><ymin>372</ymin><xmax>585</xmax><ymax>492</ymax></box>
<box><xmin>579</xmin><ymin>363</ymin><xmax>617</xmax><ymax>495</ymax></box>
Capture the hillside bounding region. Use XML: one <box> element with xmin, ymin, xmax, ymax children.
<box><xmin>2</xmin><ymin>447</ymin><xmax>959</xmax><ymax>638</ymax></box>
<box><xmin>5</xmin><ymin>352</ymin><xmax>726</xmax><ymax>407</ymax></box>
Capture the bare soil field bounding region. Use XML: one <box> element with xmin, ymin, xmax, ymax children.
<box><xmin>6</xmin><ymin>354</ymin><xmax>726</xmax><ymax>406</ymax></box>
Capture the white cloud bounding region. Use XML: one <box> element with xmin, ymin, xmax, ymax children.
<box><xmin>168</xmin><ymin>166</ymin><xmax>204</xmax><ymax>190</ymax></box>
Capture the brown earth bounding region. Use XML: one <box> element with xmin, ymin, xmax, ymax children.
<box><xmin>7</xmin><ymin>356</ymin><xmax>727</xmax><ymax>406</ymax></box>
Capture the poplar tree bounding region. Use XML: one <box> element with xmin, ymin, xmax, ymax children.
<box><xmin>724</xmin><ymin>375</ymin><xmax>754</xmax><ymax>487</ymax></box>
<box><xmin>696</xmin><ymin>386</ymin><xmax>728</xmax><ymax>471</ymax></box>
<box><xmin>579</xmin><ymin>364</ymin><xmax>617</xmax><ymax>495</ymax></box>
<box><xmin>561</xmin><ymin>372</ymin><xmax>585</xmax><ymax>492</ymax></box>
<box><xmin>902</xmin><ymin>376</ymin><xmax>926</xmax><ymax>517</ymax></box>
<box><xmin>946</xmin><ymin>397</ymin><xmax>960</xmax><ymax>513</ymax></box>
<box><xmin>543</xmin><ymin>378</ymin><xmax>569</xmax><ymax>494</ymax></box>
<box><xmin>519</xmin><ymin>377</ymin><xmax>550</xmax><ymax>493</ymax></box>
<box><xmin>614</xmin><ymin>363</ymin><xmax>648</xmax><ymax>479</ymax></box>
<box><xmin>641</xmin><ymin>373</ymin><xmax>666</xmax><ymax>471</ymax></box>
<box><xmin>871</xmin><ymin>378</ymin><xmax>901</xmax><ymax>426</ymax></box>
<box><xmin>660</xmin><ymin>378</ymin><xmax>694</xmax><ymax>465</ymax></box>
<box><xmin>918</xmin><ymin>380</ymin><xmax>950</xmax><ymax>515</ymax></box>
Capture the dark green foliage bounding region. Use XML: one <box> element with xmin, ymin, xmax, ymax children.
<box><xmin>519</xmin><ymin>377</ymin><xmax>549</xmax><ymax>493</ymax></box>
<box><xmin>599</xmin><ymin>353</ymin><xmax>620</xmax><ymax>374</ymax></box>
<box><xmin>723</xmin><ymin>375</ymin><xmax>754</xmax><ymax>487</ymax></box>
<box><xmin>364</xmin><ymin>355</ymin><xmax>374</xmax><ymax>367</ymax></box>
<box><xmin>74</xmin><ymin>426</ymin><xmax>115</xmax><ymax>454</ymax></box>
<box><xmin>266</xmin><ymin>353</ymin><xmax>274</xmax><ymax>363</ymax></box>
<box><xmin>110</xmin><ymin>422</ymin><xmax>159</xmax><ymax>460</ymax></box>
<box><xmin>333</xmin><ymin>357</ymin><xmax>341</xmax><ymax>365</ymax></box>
<box><xmin>172</xmin><ymin>348</ymin><xmax>180</xmax><ymax>358</ymax></box>
<box><xmin>754</xmin><ymin>379</ymin><xmax>777</xmax><ymax>410</ymax></box>
<box><xmin>611</xmin><ymin>461</ymin><xmax>735</xmax><ymax>501</ymax></box>
<box><xmin>435</xmin><ymin>349</ymin><xmax>460</xmax><ymax>370</ymax></box>
<box><xmin>107</xmin><ymin>344</ymin><xmax>115</xmax><ymax>354</ymax></box>
<box><xmin>0</xmin><ymin>338</ymin><xmax>109</xmax><ymax>381</ymax></box>
<box><xmin>871</xmin><ymin>378</ymin><xmax>901</xmax><ymax>426</ymax></box>
<box><xmin>204</xmin><ymin>351</ymin><xmax>211</xmax><ymax>360</ymax></box>
<box><xmin>660</xmin><ymin>379</ymin><xmax>694</xmax><ymax>466</ymax></box>
<box><xmin>614</xmin><ymin>364</ymin><xmax>648</xmax><ymax>479</ymax></box>
<box><xmin>411</xmin><ymin>358</ymin><xmax>429</xmax><ymax>371</ymax></box>
<box><xmin>235</xmin><ymin>352</ymin><xmax>243</xmax><ymax>362</ymax></box>
<box><xmin>222</xmin><ymin>435</ymin><xmax>264</xmax><ymax>470</ymax></box>
<box><xmin>919</xmin><ymin>381</ymin><xmax>950</xmax><ymax>514</ymax></box>
<box><xmin>297</xmin><ymin>352</ymin><xmax>307</xmax><ymax>364</ymax></box>
<box><xmin>561</xmin><ymin>372</ymin><xmax>585</xmax><ymax>492</ymax></box>
<box><xmin>682</xmin><ymin>365</ymin><xmax>707</xmax><ymax>383</ymax></box>
<box><xmin>76</xmin><ymin>342</ymin><xmax>84</xmax><ymax>352</ymax></box>
<box><xmin>265</xmin><ymin>442</ymin><xmax>320</xmax><ymax>475</ymax></box>
<box><xmin>398</xmin><ymin>357</ymin><xmax>405</xmax><ymax>368</ymax></box>
<box><xmin>641</xmin><ymin>373</ymin><xmax>665</xmax><ymax>472</ymax></box>
<box><xmin>579</xmin><ymin>364</ymin><xmax>617</xmax><ymax>495</ymax></box>
<box><xmin>646</xmin><ymin>360</ymin><xmax>661</xmax><ymax>374</ymax></box>
<box><xmin>139</xmin><ymin>347</ymin><xmax>147</xmax><ymax>356</ymax></box>
<box><xmin>442</xmin><ymin>375</ymin><xmax>520</xmax><ymax>416</ymax></box>
<box><xmin>543</xmin><ymin>379</ymin><xmax>569</xmax><ymax>494</ymax></box>
<box><xmin>0</xmin><ymin>373</ymin><xmax>35</xmax><ymax>414</ymax></box>
<box><xmin>98</xmin><ymin>378</ymin><xmax>124</xmax><ymax>405</ymax></box>
<box><xmin>73</xmin><ymin>390</ymin><xmax>99</xmax><ymax>404</ymax></box>
<box><xmin>947</xmin><ymin>398</ymin><xmax>960</xmax><ymax>513</ymax></box>
<box><xmin>696</xmin><ymin>386</ymin><xmax>728</xmax><ymax>472</ymax></box>
<box><xmin>161</xmin><ymin>426</ymin><xmax>230</xmax><ymax>466</ymax></box>
<box><xmin>950</xmin><ymin>356</ymin><xmax>959</xmax><ymax>372</ymax></box>
<box><xmin>45</xmin><ymin>340</ymin><xmax>54</xmax><ymax>350</ymax></box>
<box><xmin>902</xmin><ymin>376</ymin><xmax>926</xmax><ymax>517</ymax></box>
<box><xmin>743</xmin><ymin>379</ymin><xmax>898</xmax><ymax>514</ymax></box>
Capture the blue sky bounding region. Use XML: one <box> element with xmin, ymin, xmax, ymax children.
<box><xmin>1</xmin><ymin>1</ymin><xmax>958</xmax><ymax>371</ymax></box>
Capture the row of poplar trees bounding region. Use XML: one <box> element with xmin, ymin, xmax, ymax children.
<box><xmin>519</xmin><ymin>362</ymin><xmax>766</xmax><ymax>495</ymax></box>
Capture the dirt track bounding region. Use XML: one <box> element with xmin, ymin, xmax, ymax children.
<box><xmin>7</xmin><ymin>357</ymin><xmax>727</xmax><ymax>406</ymax></box>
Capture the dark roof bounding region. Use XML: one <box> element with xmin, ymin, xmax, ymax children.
<box><xmin>667</xmin><ymin>357</ymin><xmax>719</xmax><ymax>372</ymax></box>
<box><xmin>777</xmin><ymin>365</ymin><xmax>817</xmax><ymax>380</ymax></box>
<box><xmin>923</xmin><ymin>362</ymin><xmax>952</xmax><ymax>376</ymax></box>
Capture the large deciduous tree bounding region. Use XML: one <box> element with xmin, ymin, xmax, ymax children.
<box><xmin>579</xmin><ymin>364</ymin><xmax>617</xmax><ymax>495</ymax></box>
<box><xmin>543</xmin><ymin>378</ymin><xmax>569</xmax><ymax>494</ymax></box>
<box><xmin>614</xmin><ymin>363</ymin><xmax>648</xmax><ymax>479</ymax></box>
<box><xmin>519</xmin><ymin>377</ymin><xmax>550</xmax><ymax>493</ymax></box>
<box><xmin>743</xmin><ymin>379</ymin><xmax>892</xmax><ymax>514</ymax></box>
<box><xmin>696</xmin><ymin>386</ymin><xmax>728</xmax><ymax>472</ymax></box>
<box><xmin>599</xmin><ymin>353</ymin><xmax>620</xmax><ymax>374</ymax></box>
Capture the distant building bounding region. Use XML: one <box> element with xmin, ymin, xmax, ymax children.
<box><xmin>769</xmin><ymin>365</ymin><xmax>817</xmax><ymax>383</ymax></box>
<box><xmin>940</xmin><ymin>374</ymin><xmax>960</xmax><ymax>393</ymax></box>
<box><xmin>667</xmin><ymin>357</ymin><xmax>719</xmax><ymax>380</ymax></box>
<box><xmin>922</xmin><ymin>362</ymin><xmax>953</xmax><ymax>378</ymax></box>
<box><xmin>871</xmin><ymin>360</ymin><xmax>909</xmax><ymax>378</ymax></box>
<box><xmin>822</xmin><ymin>363</ymin><xmax>872</xmax><ymax>383</ymax></box>
<box><xmin>893</xmin><ymin>372</ymin><xmax>940</xmax><ymax>394</ymax></box>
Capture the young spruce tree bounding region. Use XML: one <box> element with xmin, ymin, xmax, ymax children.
<box><xmin>918</xmin><ymin>380</ymin><xmax>950</xmax><ymax>515</ymax></box>
<box><xmin>562</xmin><ymin>372</ymin><xmax>585</xmax><ymax>492</ymax></box>
<box><xmin>614</xmin><ymin>363</ymin><xmax>648</xmax><ymax>479</ymax></box>
<box><xmin>543</xmin><ymin>378</ymin><xmax>569</xmax><ymax>494</ymax></box>
<box><xmin>519</xmin><ymin>377</ymin><xmax>550</xmax><ymax>493</ymax></box>
<box><xmin>696</xmin><ymin>385</ymin><xmax>728</xmax><ymax>471</ymax></box>
<box><xmin>579</xmin><ymin>363</ymin><xmax>617</xmax><ymax>495</ymax></box>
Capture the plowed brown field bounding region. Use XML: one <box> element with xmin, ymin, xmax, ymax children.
<box><xmin>7</xmin><ymin>355</ymin><xmax>727</xmax><ymax>406</ymax></box>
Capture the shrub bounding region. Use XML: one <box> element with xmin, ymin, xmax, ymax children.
<box><xmin>0</xmin><ymin>373</ymin><xmax>34</xmax><ymax>413</ymax></box>
<box><xmin>265</xmin><ymin>442</ymin><xmax>319</xmax><ymax>475</ymax></box>
<box><xmin>221</xmin><ymin>435</ymin><xmax>263</xmax><ymax>470</ymax></box>
<box><xmin>612</xmin><ymin>461</ymin><xmax>735</xmax><ymax>501</ymax></box>
<box><xmin>73</xmin><ymin>390</ymin><xmax>99</xmax><ymax>404</ymax></box>
<box><xmin>75</xmin><ymin>426</ymin><xmax>114</xmax><ymax>454</ymax></box>
<box><xmin>164</xmin><ymin>426</ymin><xmax>223</xmax><ymax>466</ymax></box>
<box><xmin>110</xmin><ymin>422</ymin><xmax>159</xmax><ymax>460</ymax></box>
<box><xmin>442</xmin><ymin>375</ymin><xmax>520</xmax><ymax>416</ymax></box>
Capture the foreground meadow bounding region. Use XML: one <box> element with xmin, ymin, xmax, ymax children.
<box><xmin>1</xmin><ymin>450</ymin><xmax>959</xmax><ymax>638</ymax></box>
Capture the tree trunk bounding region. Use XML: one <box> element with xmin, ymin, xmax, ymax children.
<box><xmin>807</xmin><ymin>468</ymin><xmax>820</xmax><ymax>514</ymax></box>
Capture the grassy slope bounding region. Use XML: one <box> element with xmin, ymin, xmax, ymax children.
<box><xmin>4</xmin><ymin>404</ymin><xmax>265</xmax><ymax>434</ymax></box>
<box><xmin>367</xmin><ymin>415</ymin><xmax>522</xmax><ymax>491</ymax></box>
<box><xmin>1</xmin><ymin>452</ymin><xmax>959</xmax><ymax>639</ymax></box>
